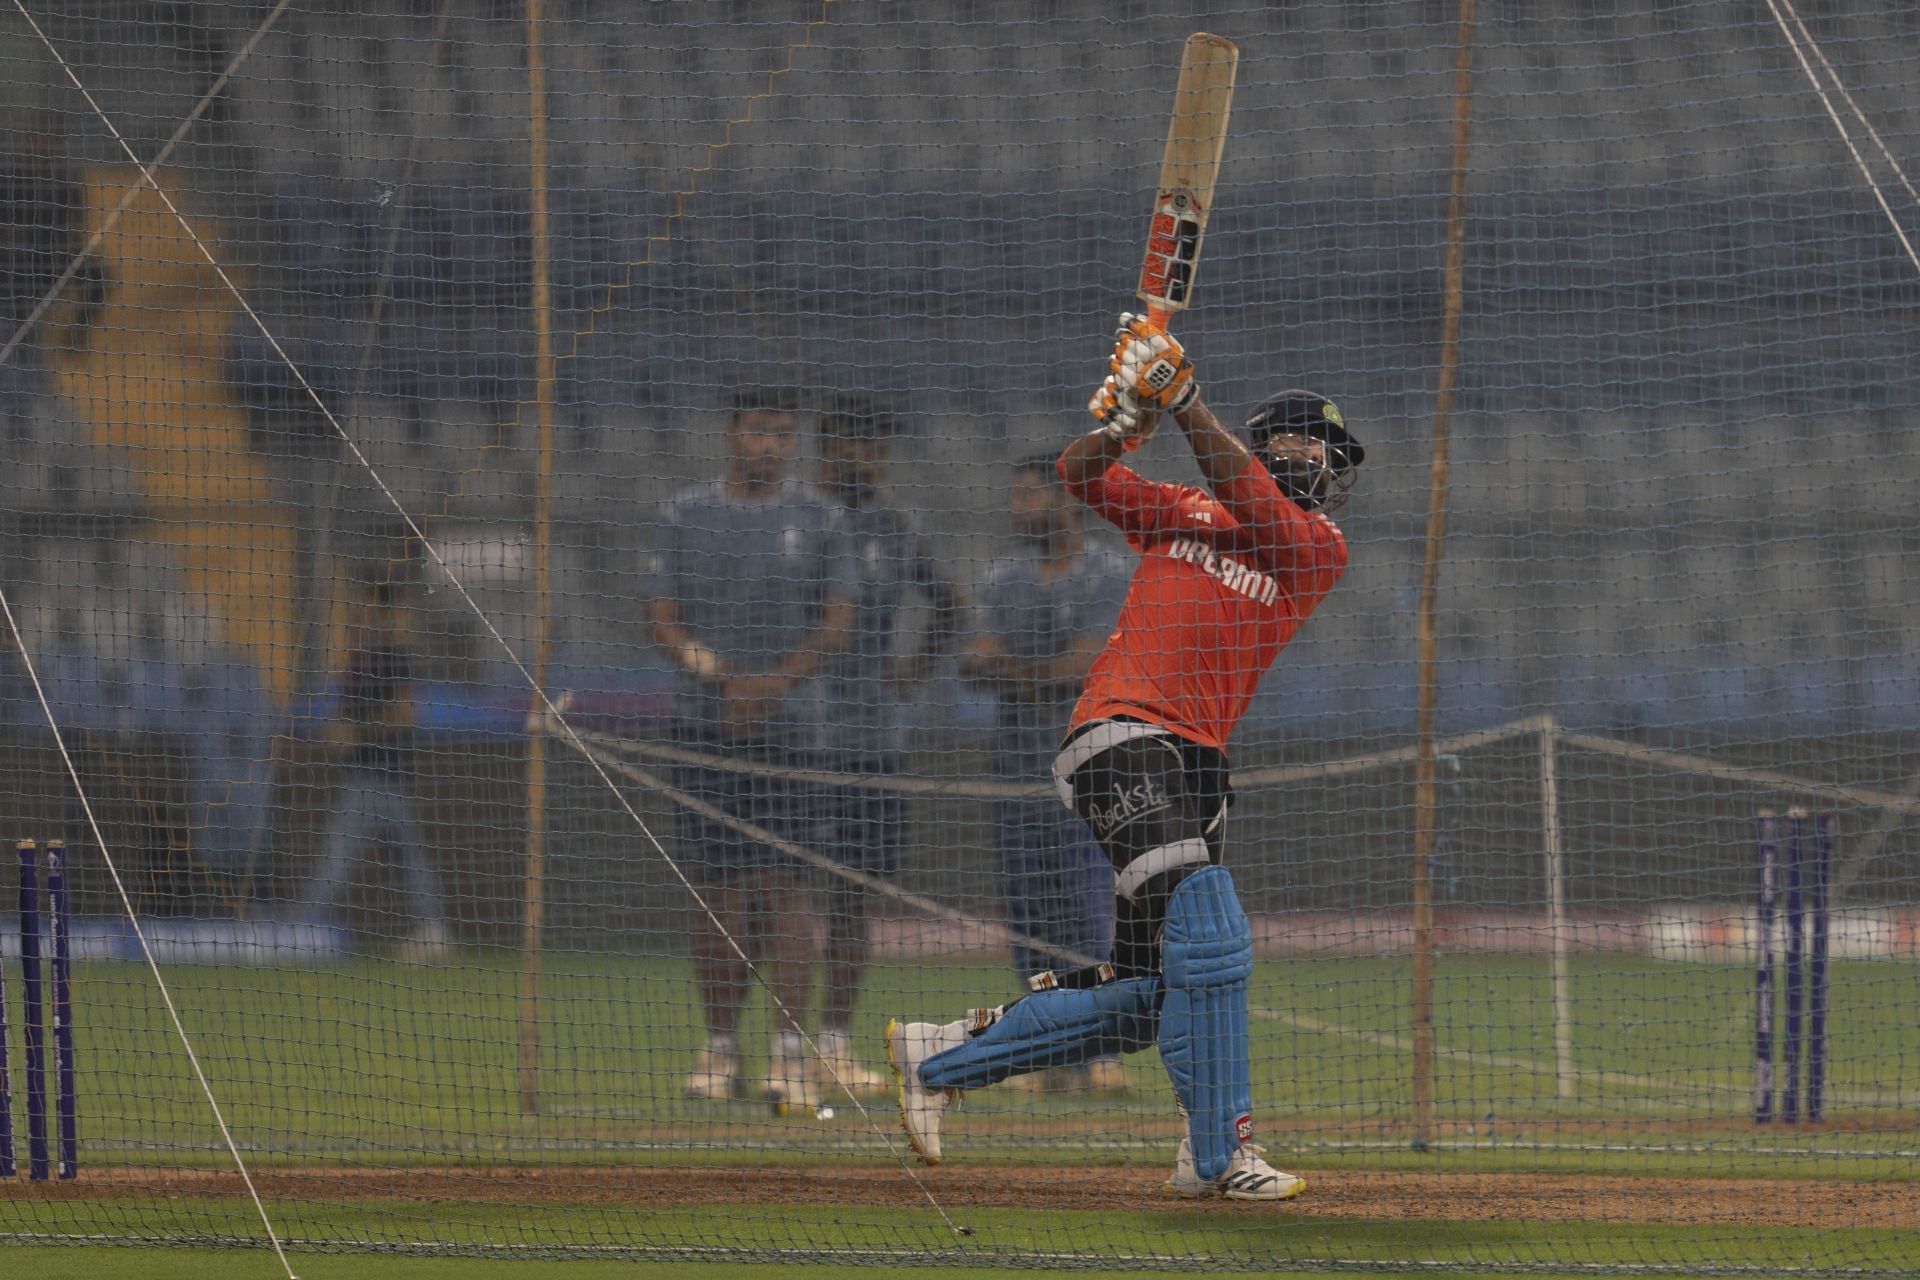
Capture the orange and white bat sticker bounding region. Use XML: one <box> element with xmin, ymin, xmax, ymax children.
<box><xmin>1138</xmin><ymin>189</ymin><xmax>1206</xmax><ymax>309</ymax></box>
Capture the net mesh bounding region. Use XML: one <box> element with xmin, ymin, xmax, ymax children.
<box><xmin>1</xmin><ymin>0</ymin><xmax>1917</xmax><ymax>1272</ymax></box>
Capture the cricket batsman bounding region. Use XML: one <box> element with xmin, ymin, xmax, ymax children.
<box><xmin>887</xmin><ymin>314</ymin><xmax>1362</xmax><ymax>1200</ymax></box>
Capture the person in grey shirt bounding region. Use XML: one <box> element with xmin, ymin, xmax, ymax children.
<box><xmin>812</xmin><ymin>398</ymin><xmax>962</xmax><ymax>1096</ymax></box>
<box><xmin>960</xmin><ymin>454</ymin><xmax>1131</xmax><ymax>1094</ymax></box>
<box><xmin>646</xmin><ymin>386</ymin><xmax>855</xmax><ymax>1111</ymax></box>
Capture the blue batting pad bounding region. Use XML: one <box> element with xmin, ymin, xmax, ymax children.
<box><xmin>1157</xmin><ymin>866</ymin><xmax>1254</xmax><ymax>1183</ymax></box>
<box><xmin>918</xmin><ymin>978</ymin><xmax>1160</xmax><ymax>1091</ymax></box>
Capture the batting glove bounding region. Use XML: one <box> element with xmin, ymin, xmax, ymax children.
<box><xmin>1088</xmin><ymin>373</ymin><xmax>1152</xmax><ymax>444</ymax></box>
<box><xmin>1109</xmin><ymin>312</ymin><xmax>1198</xmax><ymax>414</ymax></box>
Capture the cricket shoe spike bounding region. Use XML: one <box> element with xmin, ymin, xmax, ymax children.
<box><xmin>886</xmin><ymin>1018</ymin><xmax>966</xmax><ymax>1164</ymax></box>
<box><xmin>1166</xmin><ymin>1138</ymin><xmax>1304</xmax><ymax>1201</ymax></box>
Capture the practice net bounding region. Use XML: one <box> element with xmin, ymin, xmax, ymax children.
<box><xmin>1</xmin><ymin>0</ymin><xmax>1916</xmax><ymax>1273</ymax></box>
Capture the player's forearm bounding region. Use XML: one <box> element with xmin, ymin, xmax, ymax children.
<box><xmin>1056</xmin><ymin>428</ymin><xmax>1130</xmax><ymax>491</ymax></box>
<box><xmin>1173</xmin><ymin>394</ymin><xmax>1255</xmax><ymax>492</ymax></box>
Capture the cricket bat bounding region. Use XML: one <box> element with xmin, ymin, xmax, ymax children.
<box><xmin>1137</xmin><ymin>32</ymin><xmax>1240</xmax><ymax>326</ymax></box>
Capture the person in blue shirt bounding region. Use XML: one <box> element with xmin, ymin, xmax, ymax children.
<box><xmin>647</xmin><ymin>386</ymin><xmax>855</xmax><ymax>1111</ymax></box>
<box><xmin>811</xmin><ymin>397</ymin><xmax>961</xmax><ymax>1096</ymax></box>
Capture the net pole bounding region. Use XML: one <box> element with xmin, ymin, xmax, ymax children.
<box><xmin>518</xmin><ymin>0</ymin><xmax>557</xmax><ymax>1118</ymax></box>
<box><xmin>1541</xmin><ymin>716</ymin><xmax>1575</xmax><ymax>1098</ymax></box>
<box><xmin>1410</xmin><ymin>0</ymin><xmax>1478</xmax><ymax>1149</ymax></box>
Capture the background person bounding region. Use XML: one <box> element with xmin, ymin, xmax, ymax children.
<box><xmin>647</xmin><ymin>385</ymin><xmax>855</xmax><ymax>1110</ymax></box>
<box><xmin>811</xmin><ymin>397</ymin><xmax>962</xmax><ymax>1097</ymax></box>
<box><xmin>293</xmin><ymin>572</ymin><xmax>450</xmax><ymax>961</ymax></box>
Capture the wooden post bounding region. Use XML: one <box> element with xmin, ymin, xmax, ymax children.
<box><xmin>518</xmin><ymin>0</ymin><xmax>558</xmax><ymax>1119</ymax></box>
<box><xmin>1411</xmin><ymin>0</ymin><xmax>1478</xmax><ymax>1149</ymax></box>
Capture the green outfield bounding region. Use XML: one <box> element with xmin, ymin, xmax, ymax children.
<box><xmin>4</xmin><ymin>951</ymin><xmax>1916</xmax><ymax>1273</ymax></box>
<box><xmin>35</xmin><ymin>951</ymin><xmax>1920</xmax><ymax>1171</ymax></box>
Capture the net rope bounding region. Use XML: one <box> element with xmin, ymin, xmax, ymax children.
<box><xmin>1</xmin><ymin>1</ymin><xmax>1917</xmax><ymax>1273</ymax></box>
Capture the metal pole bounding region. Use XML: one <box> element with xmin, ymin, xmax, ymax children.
<box><xmin>1541</xmin><ymin>718</ymin><xmax>1574</xmax><ymax>1099</ymax></box>
<box><xmin>518</xmin><ymin>0</ymin><xmax>558</xmax><ymax>1118</ymax></box>
<box><xmin>1411</xmin><ymin>0</ymin><xmax>1478</xmax><ymax>1149</ymax></box>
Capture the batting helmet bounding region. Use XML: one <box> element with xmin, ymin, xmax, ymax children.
<box><xmin>1244</xmin><ymin>389</ymin><xmax>1363</xmax><ymax>513</ymax></box>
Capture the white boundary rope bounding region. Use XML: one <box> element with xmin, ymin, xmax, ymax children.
<box><xmin>6</xmin><ymin>0</ymin><xmax>971</xmax><ymax>1245</ymax></box>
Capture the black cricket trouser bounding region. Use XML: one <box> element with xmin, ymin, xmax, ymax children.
<box><xmin>1050</xmin><ymin>718</ymin><xmax>1231</xmax><ymax>978</ymax></box>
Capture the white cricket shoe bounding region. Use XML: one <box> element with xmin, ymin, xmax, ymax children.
<box><xmin>682</xmin><ymin>1047</ymin><xmax>743</xmax><ymax>1101</ymax></box>
<box><xmin>1166</xmin><ymin>1138</ymin><xmax>1305</xmax><ymax>1201</ymax></box>
<box><xmin>885</xmin><ymin>1018</ymin><xmax>966</xmax><ymax>1165</ymax></box>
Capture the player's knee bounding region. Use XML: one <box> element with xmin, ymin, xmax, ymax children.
<box><xmin>1114</xmin><ymin>836</ymin><xmax>1211</xmax><ymax>901</ymax></box>
<box><xmin>1161</xmin><ymin>866</ymin><xmax>1253</xmax><ymax>992</ymax></box>
<box><xmin>1105</xmin><ymin>828</ymin><xmax>1214</xmax><ymax>977</ymax></box>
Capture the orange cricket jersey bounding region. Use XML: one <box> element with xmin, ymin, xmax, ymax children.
<box><xmin>1057</xmin><ymin>456</ymin><xmax>1348</xmax><ymax>752</ymax></box>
